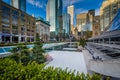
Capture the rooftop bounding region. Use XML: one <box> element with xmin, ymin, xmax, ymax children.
<box><xmin>36</xmin><ymin>17</ymin><xmax>50</xmax><ymax>26</ymax></box>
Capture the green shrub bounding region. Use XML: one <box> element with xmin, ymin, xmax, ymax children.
<box><xmin>9</xmin><ymin>45</ymin><xmax>31</xmax><ymax>65</ymax></box>
<box><xmin>32</xmin><ymin>33</ymin><xmax>46</xmax><ymax>63</ymax></box>
<box><xmin>79</xmin><ymin>38</ymin><xmax>87</xmax><ymax>48</ymax></box>
<box><xmin>0</xmin><ymin>58</ymin><xmax>102</xmax><ymax>80</ymax></box>
<box><xmin>9</xmin><ymin>33</ymin><xmax>46</xmax><ymax>64</ymax></box>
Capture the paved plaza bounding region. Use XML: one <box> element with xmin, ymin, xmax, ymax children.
<box><xmin>46</xmin><ymin>51</ymin><xmax>87</xmax><ymax>74</ymax></box>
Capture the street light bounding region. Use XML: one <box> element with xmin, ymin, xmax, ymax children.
<box><xmin>69</xmin><ymin>34</ymin><xmax>72</xmax><ymax>48</ymax></box>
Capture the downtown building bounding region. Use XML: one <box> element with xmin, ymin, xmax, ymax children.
<box><xmin>87</xmin><ymin>9</ymin><xmax>120</xmax><ymax>79</ymax></box>
<box><xmin>63</xmin><ymin>13</ymin><xmax>71</xmax><ymax>39</ymax></box>
<box><xmin>11</xmin><ymin>0</ymin><xmax>26</xmax><ymax>12</ymax></box>
<box><xmin>100</xmin><ymin>0</ymin><xmax>120</xmax><ymax>32</ymax></box>
<box><xmin>87</xmin><ymin>4</ymin><xmax>120</xmax><ymax>79</ymax></box>
<box><xmin>67</xmin><ymin>5</ymin><xmax>74</xmax><ymax>34</ymax></box>
<box><xmin>46</xmin><ymin>0</ymin><xmax>63</xmax><ymax>40</ymax></box>
<box><xmin>0</xmin><ymin>0</ymin><xmax>36</xmax><ymax>43</ymax></box>
<box><xmin>92</xmin><ymin>16</ymin><xmax>101</xmax><ymax>37</ymax></box>
<box><xmin>76</xmin><ymin>10</ymin><xmax>95</xmax><ymax>39</ymax></box>
<box><xmin>36</xmin><ymin>17</ymin><xmax>50</xmax><ymax>42</ymax></box>
<box><xmin>76</xmin><ymin>13</ymin><xmax>87</xmax><ymax>32</ymax></box>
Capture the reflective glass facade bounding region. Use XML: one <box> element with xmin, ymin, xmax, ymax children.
<box><xmin>108</xmin><ymin>9</ymin><xmax>120</xmax><ymax>31</ymax></box>
<box><xmin>19</xmin><ymin>0</ymin><xmax>26</xmax><ymax>12</ymax></box>
<box><xmin>46</xmin><ymin>0</ymin><xmax>63</xmax><ymax>37</ymax></box>
<box><xmin>100</xmin><ymin>0</ymin><xmax>120</xmax><ymax>31</ymax></box>
<box><xmin>11</xmin><ymin>0</ymin><xmax>19</xmax><ymax>8</ymax></box>
<box><xmin>49</xmin><ymin>0</ymin><xmax>56</xmax><ymax>32</ymax></box>
<box><xmin>63</xmin><ymin>14</ymin><xmax>71</xmax><ymax>35</ymax></box>
<box><xmin>11</xmin><ymin>0</ymin><xmax>26</xmax><ymax>12</ymax></box>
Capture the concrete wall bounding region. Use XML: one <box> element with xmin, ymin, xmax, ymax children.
<box><xmin>89</xmin><ymin>60</ymin><xmax>120</xmax><ymax>78</ymax></box>
<box><xmin>83</xmin><ymin>50</ymin><xmax>120</xmax><ymax>78</ymax></box>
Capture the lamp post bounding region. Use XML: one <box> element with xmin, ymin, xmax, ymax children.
<box><xmin>69</xmin><ymin>34</ymin><xmax>72</xmax><ymax>48</ymax></box>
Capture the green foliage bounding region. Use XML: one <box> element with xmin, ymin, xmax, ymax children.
<box><xmin>91</xmin><ymin>73</ymin><xmax>102</xmax><ymax>80</ymax></box>
<box><xmin>0</xmin><ymin>58</ymin><xmax>102</xmax><ymax>80</ymax></box>
<box><xmin>9</xmin><ymin>33</ymin><xmax>46</xmax><ymax>64</ymax></box>
<box><xmin>32</xmin><ymin>33</ymin><xmax>46</xmax><ymax>63</ymax></box>
<box><xmin>9</xmin><ymin>45</ymin><xmax>31</xmax><ymax>65</ymax></box>
<box><xmin>79</xmin><ymin>38</ymin><xmax>87</xmax><ymax>48</ymax></box>
<box><xmin>9</xmin><ymin>35</ymin><xmax>46</xmax><ymax>64</ymax></box>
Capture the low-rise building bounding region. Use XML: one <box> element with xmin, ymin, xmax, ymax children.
<box><xmin>36</xmin><ymin>17</ymin><xmax>50</xmax><ymax>42</ymax></box>
<box><xmin>0</xmin><ymin>1</ymin><xmax>36</xmax><ymax>43</ymax></box>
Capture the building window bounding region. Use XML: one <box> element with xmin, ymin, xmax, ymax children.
<box><xmin>21</xmin><ymin>27</ymin><xmax>25</xmax><ymax>31</ymax></box>
<box><xmin>12</xmin><ymin>10</ymin><xmax>19</xmax><ymax>16</ymax></box>
<box><xmin>2</xmin><ymin>5</ymin><xmax>10</xmax><ymax>12</ymax></box>
<box><xmin>12</xmin><ymin>25</ymin><xmax>18</xmax><ymax>29</ymax></box>
<box><xmin>2</xmin><ymin>12</ymin><xmax>10</xmax><ymax>17</ymax></box>
<box><xmin>2</xmin><ymin>29</ymin><xmax>10</xmax><ymax>34</ymax></box>
<box><xmin>12</xmin><ymin>15</ymin><xmax>18</xmax><ymax>25</ymax></box>
<box><xmin>2</xmin><ymin>23</ymin><xmax>9</xmax><ymax>28</ymax></box>
<box><xmin>95</xmin><ymin>26</ymin><xmax>98</xmax><ymax>29</ymax></box>
<box><xmin>12</xmin><ymin>30</ymin><xmax>18</xmax><ymax>35</ymax></box>
<box><xmin>2</xmin><ymin>18</ymin><xmax>9</xmax><ymax>23</ymax></box>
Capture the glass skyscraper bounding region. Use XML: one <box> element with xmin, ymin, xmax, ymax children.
<box><xmin>19</xmin><ymin>0</ymin><xmax>26</xmax><ymax>12</ymax></box>
<box><xmin>11</xmin><ymin>0</ymin><xmax>26</xmax><ymax>12</ymax></box>
<box><xmin>46</xmin><ymin>0</ymin><xmax>63</xmax><ymax>39</ymax></box>
<box><xmin>63</xmin><ymin>14</ymin><xmax>71</xmax><ymax>35</ymax></box>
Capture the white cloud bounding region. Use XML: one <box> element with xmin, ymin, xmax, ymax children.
<box><xmin>95</xmin><ymin>8</ymin><xmax>100</xmax><ymax>16</ymax></box>
<box><xmin>27</xmin><ymin>0</ymin><xmax>46</xmax><ymax>9</ymax></box>
<box><xmin>63</xmin><ymin>0</ymin><xmax>83</xmax><ymax>8</ymax></box>
<box><xmin>75</xmin><ymin>8</ymin><xmax>88</xmax><ymax>15</ymax></box>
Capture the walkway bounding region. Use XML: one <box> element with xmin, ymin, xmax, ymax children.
<box><xmin>46</xmin><ymin>51</ymin><xmax>87</xmax><ymax>74</ymax></box>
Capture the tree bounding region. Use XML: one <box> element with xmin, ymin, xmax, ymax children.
<box><xmin>9</xmin><ymin>45</ymin><xmax>31</xmax><ymax>65</ymax></box>
<box><xmin>9</xmin><ymin>33</ymin><xmax>46</xmax><ymax>64</ymax></box>
<box><xmin>79</xmin><ymin>38</ymin><xmax>87</xmax><ymax>48</ymax></box>
<box><xmin>32</xmin><ymin>33</ymin><xmax>46</xmax><ymax>63</ymax></box>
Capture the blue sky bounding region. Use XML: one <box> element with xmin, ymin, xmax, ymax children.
<box><xmin>3</xmin><ymin>0</ymin><xmax>103</xmax><ymax>21</ymax></box>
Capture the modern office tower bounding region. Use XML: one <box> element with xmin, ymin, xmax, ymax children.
<box><xmin>87</xmin><ymin>10</ymin><xmax>95</xmax><ymax>23</ymax></box>
<box><xmin>46</xmin><ymin>0</ymin><xmax>63</xmax><ymax>39</ymax></box>
<box><xmin>71</xmin><ymin>25</ymin><xmax>76</xmax><ymax>34</ymax></box>
<box><xmin>67</xmin><ymin>5</ymin><xmax>74</xmax><ymax>25</ymax></box>
<box><xmin>76</xmin><ymin>9</ymin><xmax>95</xmax><ymax>39</ymax></box>
<box><xmin>92</xmin><ymin>16</ymin><xmax>101</xmax><ymax>37</ymax></box>
<box><xmin>11</xmin><ymin>0</ymin><xmax>26</xmax><ymax>12</ymax></box>
<box><xmin>63</xmin><ymin>14</ymin><xmax>71</xmax><ymax>35</ymax></box>
<box><xmin>86</xmin><ymin>9</ymin><xmax>95</xmax><ymax>31</ymax></box>
<box><xmin>76</xmin><ymin>13</ymin><xmax>87</xmax><ymax>32</ymax></box>
<box><xmin>0</xmin><ymin>1</ymin><xmax>36</xmax><ymax>43</ymax></box>
<box><xmin>11</xmin><ymin>0</ymin><xmax>19</xmax><ymax>8</ymax></box>
<box><xmin>36</xmin><ymin>17</ymin><xmax>50</xmax><ymax>42</ymax></box>
<box><xmin>100</xmin><ymin>0</ymin><xmax>120</xmax><ymax>32</ymax></box>
<box><xmin>46</xmin><ymin>0</ymin><xmax>50</xmax><ymax>22</ymax></box>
